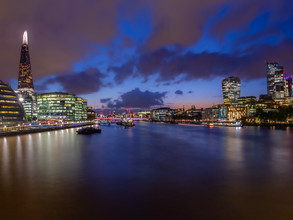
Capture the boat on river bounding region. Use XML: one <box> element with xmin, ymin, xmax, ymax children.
<box><xmin>77</xmin><ymin>127</ymin><xmax>102</xmax><ymax>135</ymax></box>
<box><xmin>116</xmin><ymin>117</ymin><xmax>135</xmax><ymax>127</ymax></box>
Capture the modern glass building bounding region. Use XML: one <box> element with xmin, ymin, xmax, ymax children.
<box><xmin>16</xmin><ymin>30</ymin><xmax>37</xmax><ymax>120</ymax></box>
<box><xmin>0</xmin><ymin>80</ymin><xmax>26</xmax><ymax>127</ymax></box>
<box><xmin>75</xmin><ymin>97</ymin><xmax>88</xmax><ymax>121</ymax></box>
<box><xmin>266</xmin><ymin>62</ymin><xmax>285</xmax><ymax>99</ymax></box>
<box><xmin>37</xmin><ymin>93</ymin><xmax>87</xmax><ymax>122</ymax></box>
<box><xmin>222</xmin><ymin>76</ymin><xmax>241</xmax><ymax>104</ymax></box>
<box><xmin>285</xmin><ymin>75</ymin><xmax>292</xmax><ymax>97</ymax></box>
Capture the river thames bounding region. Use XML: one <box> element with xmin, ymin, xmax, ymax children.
<box><xmin>1</xmin><ymin>122</ymin><xmax>293</xmax><ymax>219</ymax></box>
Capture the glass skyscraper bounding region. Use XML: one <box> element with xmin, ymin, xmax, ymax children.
<box><xmin>266</xmin><ymin>62</ymin><xmax>285</xmax><ymax>99</ymax></box>
<box><xmin>222</xmin><ymin>76</ymin><xmax>241</xmax><ymax>104</ymax></box>
<box><xmin>16</xmin><ymin>30</ymin><xmax>37</xmax><ymax>121</ymax></box>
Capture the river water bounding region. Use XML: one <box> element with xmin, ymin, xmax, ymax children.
<box><xmin>1</xmin><ymin>122</ymin><xmax>293</xmax><ymax>219</ymax></box>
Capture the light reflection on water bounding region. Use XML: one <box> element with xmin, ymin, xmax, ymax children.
<box><xmin>0</xmin><ymin>123</ymin><xmax>293</xmax><ymax>219</ymax></box>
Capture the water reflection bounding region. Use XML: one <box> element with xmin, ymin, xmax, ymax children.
<box><xmin>0</xmin><ymin>124</ymin><xmax>293</xmax><ymax>219</ymax></box>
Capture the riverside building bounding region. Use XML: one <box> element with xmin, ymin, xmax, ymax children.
<box><xmin>16</xmin><ymin>30</ymin><xmax>37</xmax><ymax>120</ymax></box>
<box><xmin>266</xmin><ymin>62</ymin><xmax>285</xmax><ymax>99</ymax></box>
<box><xmin>0</xmin><ymin>80</ymin><xmax>26</xmax><ymax>127</ymax></box>
<box><xmin>37</xmin><ymin>93</ymin><xmax>87</xmax><ymax>122</ymax></box>
<box><xmin>222</xmin><ymin>76</ymin><xmax>241</xmax><ymax>104</ymax></box>
<box><xmin>285</xmin><ymin>75</ymin><xmax>293</xmax><ymax>97</ymax></box>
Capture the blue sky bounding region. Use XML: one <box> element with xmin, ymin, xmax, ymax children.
<box><xmin>2</xmin><ymin>0</ymin><xmax>293</xmax><ymax>109</ymax></box>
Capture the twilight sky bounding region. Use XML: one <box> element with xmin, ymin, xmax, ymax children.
<box><xmin>1</xmin><ymin>0</ymin><xmax>293</xmax><ymax>110</ymax></box>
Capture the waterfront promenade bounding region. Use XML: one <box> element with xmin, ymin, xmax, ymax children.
<box><xmin>0</xmin><ymin>122</ymin><xmax>94</xmax><ymax>137</ymax></box>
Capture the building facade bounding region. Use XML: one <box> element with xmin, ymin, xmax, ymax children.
<box><xmin>87</xmin><ymin>107</ymin><xmax>96</xmax><ymax>121</ymax></box>
<box><xmin>222</xmin><ymin>76</ymin><xmax>241</xmax><ymax>104</ymax></box>
<box><xmin>266</xmin><ymin>62</ymin><xmax>285</xmax><ymax>99</ymax></box>
<box><xmin>151</xmin><ymin>107</ymin><xmax>176</xmax><ymax>121</ymax></box>
<box><xmin>16</xmin><ymin>30</ymin><xmax>37</xmax><ymax>120</ymax></box>
<box><xmin>285</xmin><ymin>75</ymin><xmax>292</xmax><ymax>97</ymax></box>
<box><xmin>0</xmin><ymin>80</ymin><xmax>26</xmax><ymax>127</ymax></box>
<box><xmin>37</xmin><ymin>93</ymin><xmax>87</xmax><ymax>122</ymax></box>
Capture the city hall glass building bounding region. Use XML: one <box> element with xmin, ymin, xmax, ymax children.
<box><xmin>37</xmin><ymin>93</ymin><xmax>87</xmax><ymax>122</ymax></box>
<box><xmin>0</xmin><ymin>80</ymin><xmax>26</xmax><ymax>127</ymax></box>
<box><xmin>222</xmin><ymin>76</ymin><xmax>241</xmax><ymax>104</ymax></box>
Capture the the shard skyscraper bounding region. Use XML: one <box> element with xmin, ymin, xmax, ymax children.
<box><xmin>16</xmin><ymin>30</ymin><xmax>37</xmax><ymax>121</ymax></box>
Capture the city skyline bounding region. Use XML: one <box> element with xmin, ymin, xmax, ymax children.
<box><xmin>5</xmin><ymin>30</ymin><xmax>289</xmax><ymax>111</ymax></box>
<box><xmin>1</xmin><ymin>1</ymin><xmax>293</xmax><ymax>109</ymax></box>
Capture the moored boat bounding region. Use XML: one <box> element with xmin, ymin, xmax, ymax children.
<box><xmin>77</xmin><ymin>127</ymin><xmax>102</xmax><ymax>135</ymax></box>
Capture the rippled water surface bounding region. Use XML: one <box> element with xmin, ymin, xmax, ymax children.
<box><xmin>1</xmin><ymin>122</ymin><xmax>293</xmax><ymax>219</ymax></box>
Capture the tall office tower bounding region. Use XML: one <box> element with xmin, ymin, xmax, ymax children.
<box><xmin>285</xmin><ymin>75</ymin><xmax>293</xmax><ymax>97</ymax></box>
<box><xmin>222</xmin><ymin>76</ymin><xmax>241</xmax><ymax>104</ymax></box>
<box><xmin>16</xmin><ymin>30</ymin><xmax>37</xmax><ymax>121</ymax></box>
<box><xmin>266</xmin><ymin>62</ymin><xmax>285</xmax><ymax>99</ymax></box>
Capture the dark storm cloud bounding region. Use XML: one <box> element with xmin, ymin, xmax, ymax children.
<box><xmin>110</xmin><ymin>39</ymin><xmax>293</xmax><ymax>83</ymax></box>
<box><xmin>210</xmin><ymin>0</ymin><xmax>293</xmax><ymax>39</ymax></box>
<box><xmin>100</xmin><ymin>98</ymin><xmax>112</xmax><ymax>103</ymax></box>
<box><xmin>106</xmin><ymin>88</ymin><xmax>167</xmax><ymax>109</ymax></box>
<box><xmin>2</xmin><ymin>0</ymin><xmax>293</xmax><ymax>92</ymax></box>
<box><xmin>39</xmin><ymin>68</ymin><xmax>105</xmax><ymax>95</ymax></box>
<box><xmin>145</xmin><ymin>0</ymin><xmax>226</xmax><ymax>50</ymax></box>
<box><xmin>175</xmin><ymin>90</ymin><xmax>183</xmax><ymax>95</ymax></box>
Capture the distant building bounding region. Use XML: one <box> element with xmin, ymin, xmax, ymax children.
<box><xmin>259</xmin><ymin>94</ymin><xmax>273</xmax><ymax>102</ymax></box>
<box><xmin>266</xmin><ymin>62</ymin><xmax>285</xmax><ymax>99</ymax></box>
<box><xmin>0</xmin><ymin>80</ymin><xmax>26</xmax><ymax>127</ymax></box>
<box><xmin>75</xmin><ymin>97</ymin><xmax>87</xmax><ymax>121</ymax></box>
<box><xmin>87</xmin><ymin>107</ymin><xmax>96</xmax><ymax>121</ymax></box>
<box><xmin>151</xmin><ymin>107</ymin><xmax>176</xmax><ymax>121</ymax></box>
<box><xmin>185</xmin><ymin>107</ymin><xmax>202</xmax><ymax>118</ymax></box>
<box><xmin>236</xmin><ymin>96</ymin><xmax>257</xmax><ymax>105</ymax></box>
<box><xmin>203</xmin><ymin>104</ymin><xmax>246</xmax><ymax>122</ymax></box>
<box><xmin>285</xmin><ymin>75</ymin><xmax>292</xmax><ymax>97</ymax></box>
<box><xmin>37</xmin><ymin>92</ymin><xmax>87</xmax><ymax>122</ymax></box>
<box><xmin>16</xmin><ymin>30</ymin><xmax>37</xmax><ymax>120</ymax></box>
<box><xmin>202</xmin><ymin>105</ymin><xmax>220</xmax><ymax>122</ymax></box>
<box><xmin>226</xmin><ymin>104</ymin><xmax>247</xmax><ymax>121</ymax></box>
<box><xmin>222</xmin><ymin>76</ymin><xmax>241</xmax><ymax>104</ymax></box>
<box><xmin>137</xmin><ymin>110</ymin><xmax>151</xmax><ymax>118</ymax></box>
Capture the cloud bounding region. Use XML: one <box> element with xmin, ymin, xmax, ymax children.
<box><xmin>2</xmin><ymin>0</ymin><xmax>293</xmax><ymax>97</ymax></box>
<box><xmin>110</xmin><ymin>39</ymin><xmax>293</xmax><ymax>84</ymax></box>
<box><xmin>188</xmin><ymin>91</ymin><xmax>193</xmax><ymax>94</ymax></box>
<box><xmin>175</xmin><ymin>90</ymin><xmax>183</xmax><ymax>95</ymax></box>
<box><xmin>100</xmin><ymin>98</ymin><xmax>112</xmax><ymax>103</ymax></box>
<box><xmin>0</xmin><ymin>0</ymin><xmax>121</xmax><ymax>82</ymax></box>
<box><xmin>106</xmin><ymin>88</ymin><xmax>167</xmax><ymax>109</ymax></box>
<box><xmin>37</xmin><ymin>68</ymin><xmax>105</xmax><ymax>95</ymax></box>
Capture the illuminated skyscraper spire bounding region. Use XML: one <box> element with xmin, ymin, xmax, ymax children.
<box><xmin>17</xmin><ymin>30</ymin><xmax>37</xmax><ymax>121</ymax></box>
<box><xmin>23</xmin><ymin>30</ymin><xmax>28</xmax><ymax>45</ymax></box>
<box><xmin>18</xmin><ymin>30</ymin><xmax>34</xmax><ymax>89</ymax></box>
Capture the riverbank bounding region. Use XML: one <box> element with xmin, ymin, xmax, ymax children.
<box><xmin>0</xmin><ymin>122</ymin><xmax>94</xmax><ymax>137</ymax></box>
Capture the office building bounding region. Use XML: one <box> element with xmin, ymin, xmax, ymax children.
<box><xmin>87</xmin><ymin>107</ymin><xmax>96</xmax><ymax>121</ymax></box>
<box><xmin>222</xmin><ymin>76</ymin><xmax>241</xmax><ymax>104</ymax></box>
<box><xmin>0</xmin><ymin>80</ymin><xmax>26</xmax><ymax>127</ymax></box>
<box><xmin>266</xmin><ymin>62</ymin><xmax>285</xmax><ymax>99</ymax></box>
<box><xmin>37</xmin><ymin>92</ymin><xmax>87</xmax><ymax>122</ymax></box>
<box><xmin>285</xmin><ymin>75</ymin><xmax>292</xmax><ymax>97</ymax></box>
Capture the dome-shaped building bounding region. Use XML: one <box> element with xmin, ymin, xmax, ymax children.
<box><xmin>0</xmin><ymin>80</ymin><xmax>26</xmax><ymax>127</ymax></box>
